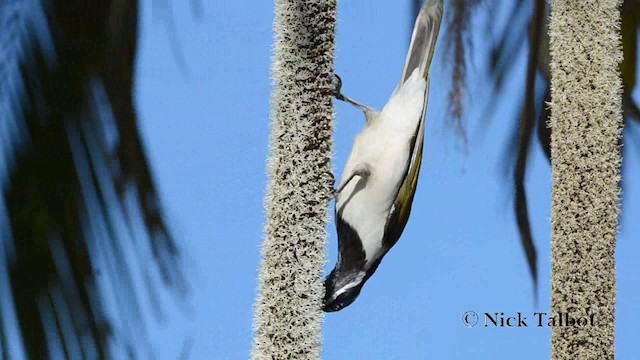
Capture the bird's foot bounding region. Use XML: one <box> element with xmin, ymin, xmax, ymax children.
<box><xmin>332</xmin><ymin>74</ymin><xmax>345</xmax><ymax>101</ymax></box>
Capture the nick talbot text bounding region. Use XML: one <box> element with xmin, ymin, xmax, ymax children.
<box><xmin>483</xmin><ymin>312</ymin><xmax>596</xmax><ymax>328</ymax></box>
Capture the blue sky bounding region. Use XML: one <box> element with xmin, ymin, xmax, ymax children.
<box><xmin>134</xmin><ymin>0</ymin><xmax>640</xmax><ymax>358</ymax></box>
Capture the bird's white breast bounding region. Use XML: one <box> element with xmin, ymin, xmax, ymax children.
<box><xmin>336</xmin><ymin>69</ymin><xmax>426</xmax><ymax>265</ymax></box>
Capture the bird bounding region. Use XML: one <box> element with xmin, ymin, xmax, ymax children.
<box><xmin>323</xmin><ymin>0</ymin><xmax>443</xmax><ymax>312</ymax></box>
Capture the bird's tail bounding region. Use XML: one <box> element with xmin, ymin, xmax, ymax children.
<box><xmin>399</xmin><ymin>0</ymin><xmax>443</xmax><ymax>85</ymax></box>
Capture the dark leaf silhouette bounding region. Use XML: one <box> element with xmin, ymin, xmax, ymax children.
<box><xmin>414</xmin><ymin>0</ymin><xmax>640</xmax><ymax>299</ymax></box>
<box><xmin>443</xmin><ymin>0</ymin><xmax>480</xmax><ymax>148</ymax></box>
<box><xmin>1</xmin><ymin>0</ymin><xmax>186</xmax><ymax>357</ymax></box>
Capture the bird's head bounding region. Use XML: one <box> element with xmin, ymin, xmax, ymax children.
<box><xmin>323</xmin><ymin>268</ymin><xmax>366</xmax><ymax>312</ymax></box>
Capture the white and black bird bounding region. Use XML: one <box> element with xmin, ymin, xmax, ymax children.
<box><xmin>324</xmin><ymin>0</ymin><xmax>443</xmax><ymax>312</ymax></box>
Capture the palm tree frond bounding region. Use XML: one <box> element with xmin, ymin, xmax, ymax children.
<box><xmin>442</xmin><ymin>0</ymin><xmax>481</xmax><ymax>148</ymax></box>
<box><xmin>488</xmin><ymin>0</ymin><xmax>527</xmax><ymax>90</ymax></box>
<box><xmin>511</xmin><ymin>0</ymin><xmax>545</xmax><ymax>300</ymax></box>
<box><xmin>1</xmin><ymin>1</ymin><xmax>186</xmax><ymax>357</ymax></box>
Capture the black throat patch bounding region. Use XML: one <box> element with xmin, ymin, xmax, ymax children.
<box><xmin>334</xmin><ymin>214</ymin><xmax>366</xmax><ymax>274</ymax></box>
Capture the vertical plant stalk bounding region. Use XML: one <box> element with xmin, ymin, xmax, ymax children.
<box><xmin>252</xmin><ymin>0</ymin><xmax>336</xmax><ymax>358</ymax></box>
<box><xmin>548</xmin><ymin>0</ymin><xmax>622</xmax><ymax>359</ymax></box>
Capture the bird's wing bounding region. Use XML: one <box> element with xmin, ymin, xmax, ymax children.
<box><xmin>398</xmin><ymin>0</ymin><xmax>443</xmax><ymax>86</ymax></box>
<box><xmin>383</xmin><ymin>0</ymin><xmax>442</xmax><ymax>248</ymax></box>
<box><xmin>382</xmin><ymin>81</ymin><xmax>429</xmax><ymax>249</ymax></box>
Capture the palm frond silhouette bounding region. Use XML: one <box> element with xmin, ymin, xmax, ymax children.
<box><xmin>0</xmin><ymin>1</ymin><xmax>186</xmax><ymax>357</ymax></box>
<box><xmin>416</xmin><ymin>0</ymin><xmax>640</xmax><ymax>298</ymax></box>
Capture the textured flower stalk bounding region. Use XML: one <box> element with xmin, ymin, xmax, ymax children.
<box><xmin>548</xmin><ymin>1</ymin><xmax>622</xmax><ymax>359</ymax></box>
<box><xmin>251</xmin><ymin>0</ymin><xmax>337</xmax><ymax>359</ymax></box>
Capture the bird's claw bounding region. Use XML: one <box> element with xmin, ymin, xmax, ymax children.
<box><xmin>332</xmin><ymin>74</ymin><xmax>345</xmax><ymax>100</ymax></box>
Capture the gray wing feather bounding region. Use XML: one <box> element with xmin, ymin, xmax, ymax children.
<box><xmin>399</xmin><ymin>0</ymin><xmax>443</xmax><ymax>86</ymax></box>
<box><xmin>383</xmin><ymin>0</ymin><xmax>442</xmax><ymax>248</ymax></box>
